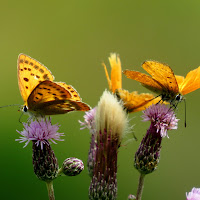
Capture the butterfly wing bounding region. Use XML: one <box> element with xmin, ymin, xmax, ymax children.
<box><xmin>18</xmin><ymin>54</ymin><xmax>54</xmax><ymax>102</ymax></box>
<box><xmin>142</xmin><ymin>61</ymin><xmax>179</xmax><ymax>95</ymax></box>
<box><xmin>27</xmin><ymin>80</ymin><xmax>90</xmax><ymax>115</ymax></box>
<box><xmin>117</xmin><ymin>89</ymin><xmax>164</xmax><ymax>113</ymax></box>
<box><xmin>123</xmin><ymin>70</ymin><xmax>163</xmax><ymax>94</ymax></box>
<box><xmin>55</xmin><ymin>82</ymin><xmax>81</xmax><ymax>101</ymax></box>
<box><xmin>178</xmin><ymin>67</ymin><xmax>200</xmax><ymax>95</ymax></box>
<box><xmin>35</xmin><ymin>100</ymin><xmax>91</xmax><ymax>115</ymax></box>
<box><xmin>175</xmin><ymin>75</ymin><xmax>185</xmax><ymax>87</ymax></box>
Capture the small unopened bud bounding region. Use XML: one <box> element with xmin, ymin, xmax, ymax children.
<box><xmin>128</xmin><ymin>194</ymin><xmax>136</xmax><ymax>199</ymax></box>
<box><xmin>62</xmin><ymin>157</ymin><xmax>84</xmax><ymax>176</ymax></box>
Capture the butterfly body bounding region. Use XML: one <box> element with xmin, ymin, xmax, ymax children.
<box><xmin>18</xmin><ymin>54</ymin><xmax>90</xmax><ymax>117</ymax></box>
<box><xmin>123</xmin><ymin>60</ymin><xmax>200</xmax><ymax>107</ymax></box>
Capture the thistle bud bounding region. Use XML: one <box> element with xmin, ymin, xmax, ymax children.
<box><xmin>61</xmin><ymin>157</ymin><xmax>84</xmax><ymax>176</ymax></box>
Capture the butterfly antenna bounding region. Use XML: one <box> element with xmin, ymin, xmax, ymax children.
<box><xmin>0</xmin><ymin>104</ymin><xmax>21</xmax><ymax>108</ymax></box>
<box><xmin>184</xmin><ymin>98</ymin><xmax>187</xmax><ymax>128</ymax></box>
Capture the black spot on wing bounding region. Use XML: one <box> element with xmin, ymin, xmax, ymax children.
<box><xmin>24</xmin><ymin>78</ymin><xmax>29</xmax><ymax>82</ymax></box>
<box><xmin>39</xmin><ymin>68</ymin><xmax>44</xmax><ymax>73</ymax></box>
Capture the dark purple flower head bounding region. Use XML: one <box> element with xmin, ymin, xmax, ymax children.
<box><xmin>16</xmin><ymin>118</ymin><xmax>64</xmax><ymax>149</ymax></box>
<box><xmin>186</xmin><ymin>188</ymin><xmax>200</xmax><ymax>200</ymax></box>
<box><xmin>32</xmin><ymin>140</ymin><xmax>59</xmax><ymax>181</ymax></box>
<box><xmin>142</xmin><ymin>104</ymin><xmax>178</xmax><ymax>138</ymax></box>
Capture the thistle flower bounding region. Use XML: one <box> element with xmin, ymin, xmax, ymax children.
<box><xmin>16</xmin><ymin>118</ymin><xmax>64</xmax><ymax>149</ymax></box>
<box><xmin>61</xmin><ymin>157</ymin><xmax>84</xmax><ymax>176</ymax></box>
<box><xmin>142</xmin><ymin>103</ymin><xmax>178</xmax><ymax>138</ymax></box>
<box><xmin>89</xmin><ymin>90</ymin><xmax>128</xmax><ymax>200</ymax></box>
<box><xmin>134</xmin><ymin>104</ymin><xmax>178</xmax><ymax>200</ymax></box>
<box><xmin>186</xmin><ymin>188</ymin><xmax>200</xmax><ymax>200</ymax></box>
<box><xmin>79</xmin><ymin>107</ymin><xmax>96</xmax><ymax>134</ymax></box>
<box><xmin>135</xmin><ymin>104</ymin><xmax>178</xmax><ymax>174</ymax></box>
<box><xmin>16</xmin><ymin>118</ymin><xmax>64</xmax><ymax>181</ymax></box>
<box><xmin>79</xmin><ymin>108</ymin><xmax>97</xmax><ymax>176</ymax></box>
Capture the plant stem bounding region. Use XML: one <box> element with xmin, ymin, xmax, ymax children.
<box><xmin>46</xmin><ymin>181</ymin><xmax>55</xmax><ymax>200</ymax></box>
<box><xmin>57</xmin><ymin>167</ymin><xmax>63</xmax><ymax>177</ymax></box>
<box><xmin>136</xmin><ymin>173</ymin><xmax>145</xmax><ymax>200</ymax></box>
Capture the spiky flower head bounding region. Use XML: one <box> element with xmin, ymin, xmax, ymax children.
<box><xmin>142</xmin><ymin>103</ymin><xmax>178</xmax><ymax>138</ymax></box>
<box><xmin>135</xmin><ymin>104</ymin><xmax>178</xmax><ymax>174</ymax></box>
<box><xmin>79</xmin><ymin>107</ymin><xmax>96</xmax><ymax>134</ymax></box>
<box><xmin>16</xmin><ymin>118</ymin><xmax>63</xmax><ymax>181</ymax></box>
<box><xmin>89</xmin><ymin>90</ymin><xmax>128</xmax><ymax>200</ymax></box>
<box><xmin>186</xmin><ymin>188</ymin><xmax>200</xmax><ymax>200</ymax></box>
<box><xmin>16</xmin><ymin>118</ymin><xmax>64</xmax><ymax>148</ymax></box>
<box><xmin>61</xmin><ymin>157</ymin><xmax>84</xmax><ymax>176</ymax></box>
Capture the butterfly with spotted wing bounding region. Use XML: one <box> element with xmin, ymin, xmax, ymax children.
<box><xmin>18</xmin><ymin>54</ymin><xmax>90</xmax><ymax>117</ymax></box>
<box><xmin>123</xmin><ymin>60</ymin><xmax>200</xmax><ymax>108</ymax></box>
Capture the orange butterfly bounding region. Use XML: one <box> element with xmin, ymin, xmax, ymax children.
<box><xmin>123</xmin><ymin>60</ymin><xmax>200</xmax><ymax>108</ymax></box>
<box><xmin>103</xmin><ymin>53</ymin><xmax>165</xmax><ymax>113</ymax></box>
<box><xmin>18</xmin><ymin>54</ymin><xmax>90</xmax><ymax>116</ymax></box>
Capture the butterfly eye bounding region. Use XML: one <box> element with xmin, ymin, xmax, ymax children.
<box><xmin>23</xmin><ymin>105</ymin><xmax>28</xmax><ymax>112</ymax></box>
<box><xmin>175</xmin><ymin>94</ymin><xmax>183</xmax><ymax>102</ymax></box>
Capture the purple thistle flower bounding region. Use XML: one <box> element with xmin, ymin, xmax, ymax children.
<box><xmin>142</xmin><ymin>104</ymin><xmax>178</xmax><ymax>138</ymax></box>
<box><xmin>79</xmin><ymin>107</ymin><xmax>96</xmax><ymax>134</ymax></box>
<box><xmin>135</xmin><ymin>104</ymin><xmax>178</xmax><ymax>174</ymax></box>
<box><xmin>186</xmin><ymin>188</ymin><xmax>200</xmax><ymax>200</ymax></box>
<box><xmin>16</xmin><ymin>118</ymin><xmax>64</xmax><ymax>149</ymax></box>
<box><xmin>16</xmin><ymin>118</ymin><xmax>63</xmax><ymax>181</ymax></box>
<box><xmin>79</xmin><ymin>107</ymin><xmax>97</xmax><ymax>176</ymax></box>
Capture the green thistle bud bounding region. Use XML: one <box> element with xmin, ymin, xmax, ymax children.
<box><xmin>61</xmin><ymin>157</ymin><xmax>84</xmax><ymax>176</ymax></box>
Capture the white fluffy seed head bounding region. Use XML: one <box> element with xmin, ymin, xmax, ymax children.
<box><xmin>95</xmin><ymin>90</ymin><xmax>128</xmax><ymax>143</ymax></box>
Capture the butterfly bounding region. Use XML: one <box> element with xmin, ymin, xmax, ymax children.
<box><xmin>102</xmin><ymin>54</ymin><xmax>164</xmax><ymax>113</ymax></box>
<box><xmin>123</xmin><ymin>60</ymin><xmax>200</xmax><ymax>108</ymax></box>
<box><xmin>116</xmin><ymin>88</ymin><xmax>165</xmax><ymax>113</ymax></box>
<box><xmin>18</xmin><ymin>54</ymin><xmax>90</xmax><ymax>117</ymax></box>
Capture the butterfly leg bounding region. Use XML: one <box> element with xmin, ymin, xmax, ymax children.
<box><xmin>18</xmin><ymin>112</ymin><xmax>24</xmax><ymax>123</ymax></box>
<box><xmin>148</xmin><ymin>94</ymin><xmax>163</xmax><ymax>105</ymax></box>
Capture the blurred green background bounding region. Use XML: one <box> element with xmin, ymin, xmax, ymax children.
<box><xmin>1</xmin><ymin>0</ymin><xmax>200</xmax><ymax>199</ymax></box>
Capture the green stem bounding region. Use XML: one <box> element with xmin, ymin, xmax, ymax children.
<box><xmin>46</xmin><ymin>181</ymin><xmax>55</xmax><ymax>200</ymax></box>
<box><xmin>57</xmin><ymin>167</ymin><xmax>63</xmax><ymax>177</ymax></box>
<box><xmin>136</xmin><ymin>173</ymin><xmax>145</xmax><ymax>200</ymax></box>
